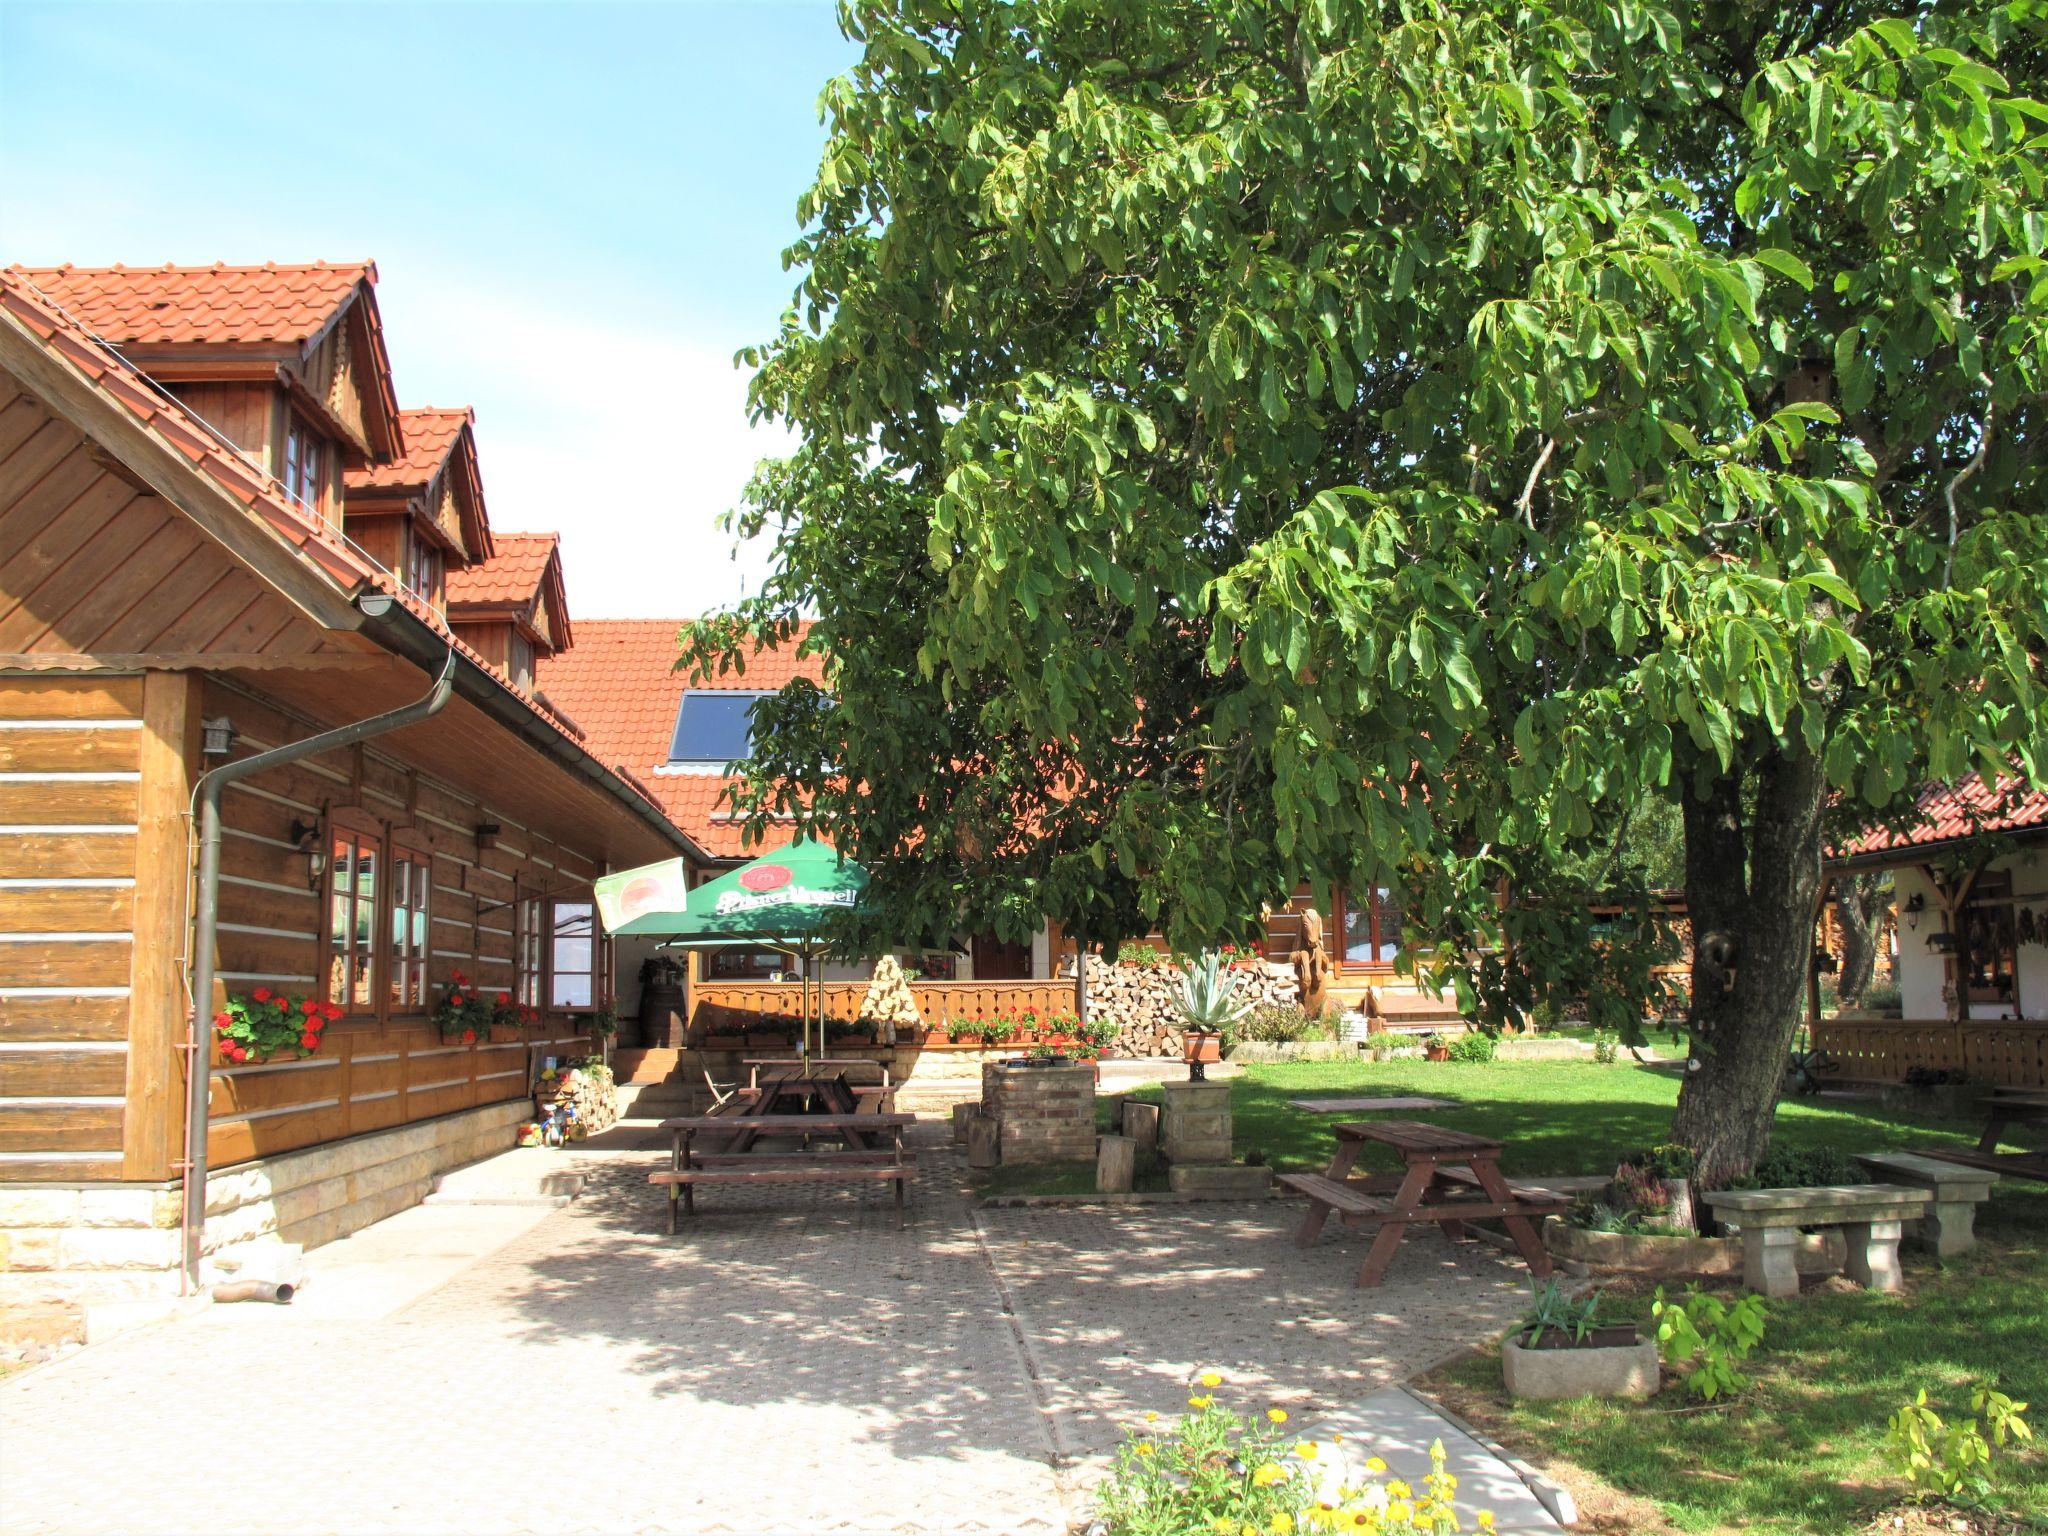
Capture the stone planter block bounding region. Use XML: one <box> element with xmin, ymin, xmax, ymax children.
<box><xmin>964</xmin><ymin>1110</ymin><xmax>1001</xmax><ymax>1170</ymax></box>
<box><xmin>1167</xmin><ymin>1164</ymin><xmax>1272</xmax><ymax>1200</ymax></box>
<box><xmin>1119</xmin><ymin>1100</ymin><xmax>1160</xmax><ymax>1152</ymax></box>
<box><xmin>1502</xmin><ymin>1335</ymin><xmax>1660</xmax><ymax>1401</ymax></box>
<box><xmin>981</xmin><ymin>1061</ymin><xmax>1095</xmax><ymax>1164</ymax></box>
<box><xmin>1159</xmin><ymin>1080</ymin><xmax>1233</xmax><ymax>1165</ymax></box>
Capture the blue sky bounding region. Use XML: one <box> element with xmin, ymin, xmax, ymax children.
<box><xmin>0</xmin><ymin>1</ymin><xmax>859</xmax><ymax>616</ymax></box>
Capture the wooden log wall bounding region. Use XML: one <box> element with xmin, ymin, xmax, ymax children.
<box><xmin>0</xmin><ymin>673</ymin><xmax>142</xmax><ymax>1181</ymax></box>
<box><xmin>690</xmin><ymin>979</ymin><xmax>1074</xmax><ymax>1035</ymax></box>
<box><xmin>197</xmin><ymin>676</ymin><xmax>600</xmax><ymax>1166</ymax></box>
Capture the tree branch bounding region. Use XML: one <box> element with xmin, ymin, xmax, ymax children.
<box><xmin>1942</xmin><ymin>403</ymin><xmax>1995</xmax><ymax>591</ymax></box>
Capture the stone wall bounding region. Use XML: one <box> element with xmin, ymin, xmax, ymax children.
<box><xmin>1074</xmin><ymin>954</ymin><xmax>1299</xmax><ymax>1057</ymax></box>
<box><xmin>0</xmin><ymin>1099</ymin><xmax>528</xmax><ymax>1306</ymax></box>
<box><xmin>981</xmin><ymin>1060</ymin><xmax>1096</xmax><ymax>1164</ymax></box>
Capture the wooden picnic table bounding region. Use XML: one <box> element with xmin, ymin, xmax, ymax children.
<box><xmin>743</xmin><ymin>1057</ymin><xmax>893</xmax><ymax>1089</ymax></box>
<box><xmin>1279</xmin><ymin>1119</ymin><xmax>1570</xmax><ymax>1288</ymax></box>
<box><xmin>652</xmin><ymin>1111</ymin><xmax>920</xmax><ymax>1233</ymax></box>
<box><xmin>1922</xmin><ymin>1088</ymin><xmax>2048</xmax><ymax>1183</ymax></box>
<box><xmin>717</xmin><ymin>1067</ymin><xmax>895</xmax><ymax>1153</ymax></box>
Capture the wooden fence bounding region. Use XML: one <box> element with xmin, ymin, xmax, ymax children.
<box><xmin>206</xmin><ymin>1020</ymin><xmax>596</xmax><ymax>1169</ymax></box>
<box><xmin>689</xmin><ymin>979</ymin><xmax>1073</xmax><ymax>1035</ymax></box>
<box><xmin>1812</xmin><ymin>1017</ymin><xmax>2048</xmax><ymax>1089</ymax></box>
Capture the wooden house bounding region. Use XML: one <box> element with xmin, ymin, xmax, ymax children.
<box><xmin>0</xmin><ymin>264</ymin><xmax>703</xmax><ymax>1302</ymax></box>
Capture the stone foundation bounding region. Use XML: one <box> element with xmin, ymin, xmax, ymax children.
<box><xmin>981</xmin><ymin>1060</ymin><xmax>1096</xmax><ymax>1164</ymax></box>
<box><xmin>1159</xmin><ymin>1080</ymin><xmax>1233</xmax><ymax>1165</ymax></box>
<box><xmin>0</xmin><ymin>1098</ymin><xmax>528</xmax><ymax>1306</ymax></box>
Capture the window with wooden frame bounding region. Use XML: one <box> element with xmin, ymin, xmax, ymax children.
<box><xmin>509</xmin><ymin>633</ymin><xmax>536</xmax><ymax>692</ymax></box>
<box><xmin>515</xmin><ymin>894</ymin><xmax>544</xmax><ymax>1008</ymax></box>
<box><xmin>513</xmin><ymin>890</ymin><xmax>608</xmax><ymax>1011</ymax></box>
<box><xmin>326</xmin><ymin>815</ymin><xmax>382</xmax><ymax>1013</ymax></box>
<box><xmin>282</xmin><ymin>414</ymin><xmax>326</xmax><ymax>518</ymax></box>
<box><xmin>1338</xmin><ymin>885</ymin><xmax>1405</xmax><ymax>967</ymax></box>
<box><xmin>388</xmin><ymin>834</ymin><xmax>432</xmax><ymax>1012</ymax></box>
<box><xmin>402</xmin><ymin>522</ymin><xmax>445</xmax><ymax>609</ymax></box>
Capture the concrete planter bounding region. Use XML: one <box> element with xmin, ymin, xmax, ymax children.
<box><xmin>1502</xmin><ymin>1330</ymin><xmax>1660</xmax><ymax>1401</ymax></box>
<box><xmin>1544</xmin><ymin>1217</ymin><xmax>1845</xmax><ymax>1278</ymax></box>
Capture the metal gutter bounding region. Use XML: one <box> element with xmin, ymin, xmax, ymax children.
<box><xmin>180</xmin><ymin>595</ymin><xmax>456</xmax><ymax>1291</ymax></box>
<box><xmin>353</xmin><ymin>594</ymin><xmax>706</xmax><ymax>865</ymax></box>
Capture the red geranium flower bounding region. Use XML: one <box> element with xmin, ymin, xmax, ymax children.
<box><xmin>214</xmin><ymin>1011</ymin><xmax>232</xmax><ymax>1029</ymax></box>
<box><xmin>299</xmin><ymin>1032</ymin><xmax>319</xmax><ymax>1050</ymax></box>
<box><xmin>449</xmin><ymin>991</ymin><xmax>464</xmax><ymax>1005</ymax></box>
<box><xmin>323</xmin><ymin>1003</ymin><xmax>344</xmax><ymax>1021</ymax></box>
<box><xmin>461</xmin><ymin>1029</ymin><xmax>476</xmax><ymax>1043</ymax></box>
<box><xmin>252</xmin><ymin>987</ymin><xmax>271</xmax><ymax>1003</ymax></box>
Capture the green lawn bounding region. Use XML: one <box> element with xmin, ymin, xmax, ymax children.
<box><xmin>974</xmin><ymin>1059</ymin><xmax>2048</xmax><ymax>1530</ymax></box>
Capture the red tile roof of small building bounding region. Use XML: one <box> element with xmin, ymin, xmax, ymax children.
<box><xmin>346</xmin><ymin>406</ymin><xmax>470</xmax><ymax>489</ymax></box>
<box><xmin>536</xmin><ymin>619</ymin><xmax>824</xmax><ymax>857</ymax></box>
<box><xmin>447</xmin><ymin>531</ymin><xmax>557</xmax><ymax>606</ymax></box>
<box><xmin>7</xmin><ymin>261</ymin><xmax>375</xmax><ymax>346</ymax></box>
<box><xmin>1836</xmin><ymin>775</ymin><xmax>2048</xmax><ymax>860</ymax></box>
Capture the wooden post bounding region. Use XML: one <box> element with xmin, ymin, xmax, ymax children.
<box><xmin>1096</xmin><ymin>1133</ymin><xmax>1136</xmax><ymax>1193</ymax></box>
<box><xmin>1120</xmin><ymin>1099</ymin><xmax>1161</xmax><ymax>1152</ymax></box>
<box><xmin>965</xmin><ymin>1108</ymin><xmax>1001</xmax><ymax>1169</ymax></box>
<box><xmin>126</xmin><ymin>670</ymin><xmax>200</xmax><ymax>1181</ymax></box>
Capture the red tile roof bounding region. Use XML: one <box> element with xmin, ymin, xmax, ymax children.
<box><xmin>1837</xmin><ymin>775</ymin><xmax>2048</xmax><ymax>860</ymax></box>
<box><xmin>346</xmin><ymin>406</ymin><xmax>470</xmax><ymax>489</ymax></box>
<box><xmin>0</xmin><ymin>268</ymin><xmax>693</xmax><ymax>857</ymax></box>
<box><xmin>447</xmin><ymin>531</ymin><xmax>556</xmax><ymax>606</ymax></box>
<box><xmin>7</xmin><ymin>261</ymin><xmax>374</xmax><ymax>346</ymax></box>
<box><xmin>536</xmin><ymin>619</ymin><xmax>824</xmax><ymax>857</ymax></box>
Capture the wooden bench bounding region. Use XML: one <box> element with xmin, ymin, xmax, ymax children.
<box><xmin>1853</xmin><ymin>1153</ymin><xmax>1998</xmax><ymax>1256</ymax></box>
<box><xmin>654</xmin><ymin>1111</ymin><xmax>918</xmax><ymax>1233</ymax></box>
<box><xmin>1701</xmin><ymin>1184</ymin><xmax>1930</xmax><ymax>1296</ymax></box>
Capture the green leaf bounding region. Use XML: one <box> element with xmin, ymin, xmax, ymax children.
<box><xmin>1751</xmin><ymin>248</ymin><xmax>1815</xmax><ymax>291</ymax></box>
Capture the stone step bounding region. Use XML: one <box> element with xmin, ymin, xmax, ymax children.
<box><xmin>612</xmin><ymin>1047</ymin><xmax>683</xmax><ymax>1085</ymax></box>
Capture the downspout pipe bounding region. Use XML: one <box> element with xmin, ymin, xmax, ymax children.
<box><xmin>179</xmin><ymin>593</ymin><xmax>455</xmax><ymax>1292</ymax></box>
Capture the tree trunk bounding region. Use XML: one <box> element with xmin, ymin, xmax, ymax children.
<box><xmin>1671</xmin><ymin>746</ymin><xmax>1829</xmax><ymax>1187</ymax></box>
<box><xmin>1833</xmin><ymin>873</ymin><xmax>1886</xmax><ymax>1005</ymax></box>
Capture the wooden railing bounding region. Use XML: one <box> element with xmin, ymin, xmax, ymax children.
<box><xmin>206</xmin><ymin>1020</ymin><xmax>597</xmax><ymax>1169</ymax></box>
<box><xmin>1812</xmin><ymin>1017</ymin><xmax>2048</xmax><ymax>1089</ymax></box>
<box><xmin>689</xmin><ymin>979</ymin><xmax>1073</xmax><ymax>1035</ymax></box>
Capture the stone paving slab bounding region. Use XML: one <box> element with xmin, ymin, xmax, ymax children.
<box><xmin>1</xmin><ymin>1125</ymin><xmax>1539</xmax><ymax>1536</ymax></box>
<box><xmin>1301</xmin><ymin>1388</ymin><xmax>1566</xmax><ymax>1533</ymax></box>
<box><xmin>975</xmin><ymin>1199</ymin><xmax>1532</xmax><ymax>1462</ymax></box>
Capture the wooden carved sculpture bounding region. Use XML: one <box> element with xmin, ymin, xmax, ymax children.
<box><xmin>1293</xmin><ymin>907</ymin><xmax>1331</xmax><ymax>1019</ymax></box>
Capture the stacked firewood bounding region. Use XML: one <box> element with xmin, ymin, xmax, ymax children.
<box><xmin>533</xmin><ymin>1060</ymin><xmax>619</xmax><ymax>1139</ymax></box>
<box><xmin>1069</xmin><ymin>954</ymin><xmax>1300</xmax><ymax>1057</ymax></box>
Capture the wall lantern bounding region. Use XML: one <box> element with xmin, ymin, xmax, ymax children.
<box><xmin>200</xmin><ymin>716</ymin><xmax>239</xmax><ymax>757</ymax></box>
<box><xmin>1903</xmin><ymin>892</ymin><xmax>1925</xmax><ymax>931</ymax></box>
<box><xmin>288</xmin><ymin>817</ymin><xmax>326</xmax><ymax>893</ymax></box>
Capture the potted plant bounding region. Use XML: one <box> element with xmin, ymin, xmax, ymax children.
<box><xmin>215</xmin><ymin>987</ymin><xmax>340</xmax><ymax>1065</ymax></box>
<box><xmin>1501</xmin><ymin>1280</ymin><xmax>1658</xmax><ymax>1400</ymax></box>
<box><xmin>433</xmin><ymin>973</ymin><xmax>496</xmax><ymax>1045</ymax></box>
<box><xmin>1172</xmin><ymin>949</ymin><xmax>1253</xmax><ymax>1079</ymax></box>
<box><xmin>971</xmin><ymin>1015</ymin><xmax>1013</xmax><ymax>1050</ymax></box>
<box><xmin>1422</xmin><ymin>1031</ymin><xmax>1451</xmax><ymax>1062</ymax></box>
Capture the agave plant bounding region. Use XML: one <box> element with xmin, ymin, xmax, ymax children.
<box><xmin>1172</xmin><ymin>949</ymin><xmax>1255</xmax><ymax>1033</ymax></box>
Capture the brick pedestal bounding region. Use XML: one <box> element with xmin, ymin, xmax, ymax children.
<box><xmin>981</xmin><ymin>1061</ymin><xmax>1096</xmax><ymax>1164</ymax></box>
<box><xmin>1159</xmin><ymin>1080</ymin><xmax>1233</xmax><ymax>1164</ymax></box>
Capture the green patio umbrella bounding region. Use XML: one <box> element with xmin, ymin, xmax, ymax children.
<box><xmin>596</xmin><ymin>840</ymin><xmax>869</xmax><ymax>1063</ymax></box>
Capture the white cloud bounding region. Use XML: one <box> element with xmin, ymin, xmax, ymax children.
<box><xmin>375</xmin><ymin>275</ymin><xmax>797</xmax><ymax>620</ymax></box>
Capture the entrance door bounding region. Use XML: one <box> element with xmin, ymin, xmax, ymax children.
<box><xmin>971</xmin><ymin>933</ymin><xmax>1034</xmax><ymax>980</ymax></box>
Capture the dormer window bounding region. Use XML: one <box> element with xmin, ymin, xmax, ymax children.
<box><xmin>510</xmin><ymin>633</ymin><xmax>536</xmax><ymax>692</ymax></box>
<box><xmin>667</xmin><ymin>690</ymin><xmax>772</xmax><ymax>767</ymax></box>
<box><xmin>402</xmin><ymin>522</ymin><xmax>444</xmax><ymax>608</ymax></box>
<box><xmin>282</xmin><ymin>414</ymin><xmax>326</xmax><ymax>517</ymax></box>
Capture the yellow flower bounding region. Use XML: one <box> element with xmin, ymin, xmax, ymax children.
<box><xmin>1476</xmin><ymin>1515</ymin><xmax>1495</xmax><ymax>1530</ymax></box>
<box><xmin>1189</xmin><ymin>1394</ymin><xmax>1214</xmax><ymax>1410</ymax></box>
<box><xmin>1296</xmin><ymin>1442</ymin><xmax>1319</xmax><ymax>1461</ymax></box>
<box><xmin>1242</xmin><ymin>1524</ymin><xmax>1260</xmax><ymax>1536</ymax></box>
<box><xmin>1200</xmin><ymin>1371</ymin><xmax>1223</xmax><ymax>1388</ymax></box>
<box><xmin>1364</xmin><ymin>1456</ymin><xmax>1388</xmax><ymax>1474</ymax></box>
<box><xmin>1268</xmin><ymin>1516</ymin><xmax>1294</xmax><ymax>1535</ymax></box>
<box><xmin>1252</xmin><ymin>1463</ymin><xmax>1286</xmax><ymax>1487</ymax></box>
<box><xmin>1144</xmin><ymin>1411</ymin><xmax>1158</xmax><ymax>1422</ymax></box>
<box><xmin>1134</xmin><ymin>1442</ymin><xmax>1154</xmax><ymax>1457</ymax></box>
<box><xmin>1213</xmin><ymin>1519</ymin><xmax>1236</xmax><ymax>1535</ymax></box>
<box><xmin>1267</xmin><ymin>1407</ymin><xmax>1289</xmax><ymax>1424</ymax></box>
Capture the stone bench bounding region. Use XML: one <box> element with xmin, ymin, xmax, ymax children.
<box><xmin>1701</xmin><ymin>1184</ymin><xmax>1931</xmax><ymax>1297</ymax></box>
<box><xmin>1852</xmin><ymin>1153</ymin><xmax>1998</xmax><ymax>1257</ymax></box>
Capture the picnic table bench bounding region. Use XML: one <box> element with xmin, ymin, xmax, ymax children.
<box><xmin>1701</xmin><ymin>1184</ymin><xmax>1930</xmax><ymax>1296</ymax></box>
<box><xmin>652</xmin><ymin>1111</ymin><xmax>919</xmax><ymax>1233</ymax></box>
<box><xmin>1280</xmin><ymin>1119</ymin><xmax>1570</xmax><ymax>1287</ymax></box>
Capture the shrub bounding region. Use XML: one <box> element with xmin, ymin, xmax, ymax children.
<box><xmin>1117</xmin><ymin>940</ymin><xmax>1164</xmax><ymax>968</ymax></box>
<box><xmin>1448</xmin><ymin>1031</ymin><xmax>1496</xmax><ymax>1063</ymax></box>
<box><xmin>1239</xmin><ymin>1002</ymin><xmax>1315</xmax><ymax>1044</ymax></box>
<box><xmin>1363</xmin><ymin>1029</ymin><xmax>1399</xmax><ymax>1059</ymax></box>
<box><xmin>1092</xmin><ymin>1376</ymin><xmax>1481</xmax><ymax>1535</ymax></box>
<box><xmin>1621</xmin><ymin>1143</ymin><xmax>1698</xmax><ymax>1180</ymax></box>
<box><xmin>1886</xmin><ymin>1385</ymin><xmax>2033</xmax><ymax>1503</ymax></box>
<box><xmin>1652</xmin><ymin>1286</ymin><xmax>1767</xmax><ymax>1400</ymax></box>
<box><xmin>1725</xmin><ymin>1144</ymin><xmax>1869</xmax><ymax>1191</ymax></box>
<box><xmin>1610</xmin><ymin>1162</ymin><xmax>1673</xmax><ymax>1216</ymax></box>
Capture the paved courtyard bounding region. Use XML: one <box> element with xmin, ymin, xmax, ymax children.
<box><xmin>0</xmin><ymin>1128</ymin><xmax>1531</xmax><ymax>1535</ymax></box>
